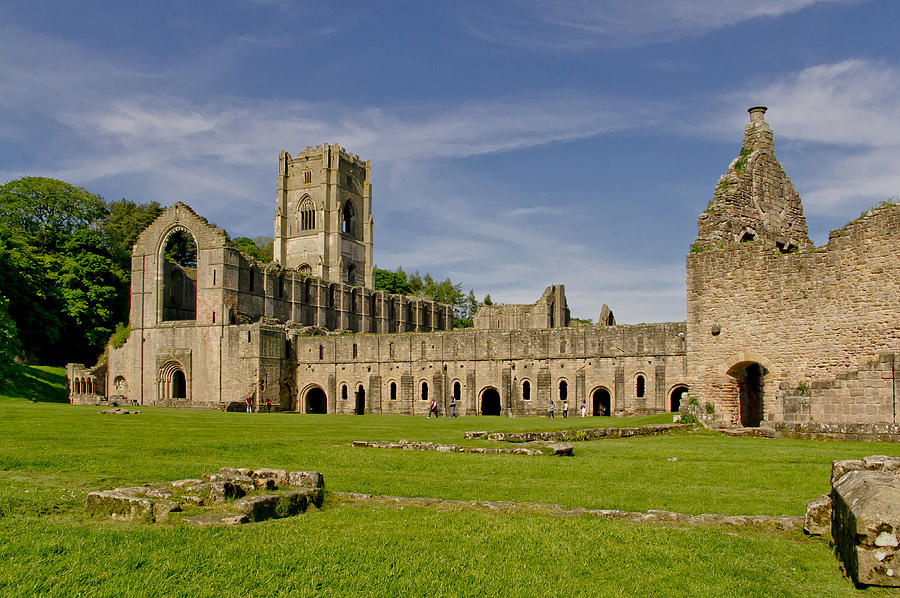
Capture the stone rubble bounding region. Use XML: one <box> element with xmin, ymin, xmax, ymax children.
<box><xmin>464</xmin><ymin>423</ymin><xmax>690</xmax><ymax>443</ymax></box>
<box><xmin>352</xmin><ymin>439</ymin><xmax>573</xmax><ymax>456</ymax></box>
<box><xmin>85</xmin><ymin>467</ymin><xmax>325</xmax><ymax>525</ymax></box>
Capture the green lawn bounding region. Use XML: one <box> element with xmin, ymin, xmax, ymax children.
<box><xmin>2</xmin><ymin>365</ymin><xmax>898</xmax><ymax>596</ymax></box>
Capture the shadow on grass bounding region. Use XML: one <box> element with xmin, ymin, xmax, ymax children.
<box><xmin>0</xmin><ymin>364</ymin><xmax>68</xmax><ymax>402</ymax></box>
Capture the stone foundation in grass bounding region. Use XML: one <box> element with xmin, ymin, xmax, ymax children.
<box><xmin>85</xmin><ymin>467</ymin><xmax>325</xmax><ymax>525</ymax></box>
<box><xmin>352</xmin><ymin>439</ymin><xmax>573</xmax><ymax>456</ymax></box>
<box><xmin>333</xmin><ymin>492</ymin><xmax>802</xmax><ymax>531</ymax></box>
<box><xmin>464</xmin><ymin>423</ymin><xmax>691</xmax><ymax>443</ymax></box>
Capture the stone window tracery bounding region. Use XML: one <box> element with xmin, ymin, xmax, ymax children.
<box><xmin>299</xmin><ymin>197</ymin><xmax>316</xmax><ymax>231</ymax></box>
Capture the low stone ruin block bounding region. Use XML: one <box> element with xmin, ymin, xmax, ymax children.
<box><xmin>251</xmin><ymin>468</ymin><xmax>289</xmax><ymax>487</ymax></box>
<box><xmin>288</xmin><ymin>471</ymin><xmax>325</xmax><ymax>489</ymax></box>
<box><xmin>85</xmin><ymin>490</ymin><xmax>153</xmax><ymax>522</ymax></box>
<box><xmin>233</xmin><ymin>495</ymin><xmax>282</xmax><ymax>522</ymax></box>
<box><xmin>544</xmin><ymin>442</ymin><xmax>574</xmax><ymax>456</ymax></box>
<box><xmin>832</xmin><ymin>470</ymin><xmax>900</xmax><ymax>586</ymax></box>
<box><xmin>152</xmin><ymin>500</ymin><xmax>181</xmax><ymax>522</ymax></box>
<box><xmin>803</xmin><ymin>494</ymin><xmax>831</xmax><ymax>536</ymax></box>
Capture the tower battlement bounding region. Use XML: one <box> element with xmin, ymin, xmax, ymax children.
<box><xmin>273</xmin><ymin>143</ymin><xmax>374</xmax><ymax>288</ymax></box>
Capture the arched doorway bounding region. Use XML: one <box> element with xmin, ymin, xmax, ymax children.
<box><xmin>728</xmin><ymin>362</ymin><xmax>766</xmax><ymax>427</ymax></box>
<box><xmin>481</xmin><ymin>388</ymin><xmax>501</xmax><ymax>416</ymax></box>
<box><xmin>592</xmin><ymin>388</ymin><xmax>611</xmax><ymax>416</ymax></box>
<box><xmin>159</xmin><ymin>361</ymin><xmax>188</xmax><ymax>401</ymax></box>
<box><xmin>670</xmin><ymin>385</ymin><xmax>689</xmax><ymax>413</ymax></box>
<box><xmin>305</xmin><ymin>387</ymin><xmax>327</xmax><ymax>414</ymax></box>
<box><xmin>355</xmin><ymin>385</ymin><xmax>365</xmax><ymax>415</ymax></box>
<box><xmin>172</xmin><ymin>370</ymin><xmax>186</xmax><ymax>399</ymax></box>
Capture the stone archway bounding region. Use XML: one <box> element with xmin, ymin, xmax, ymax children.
<box><xmin>669</xmin><ymin>385</ymin><xmax>689</xmax><ymax>413</ymax></box>
<box><xmin>592</xmin><ymin>387</ymin><xmax>611</xmax><ymax>416</ymax></box>
<box><xmin>728</xmin><ymin>362</ymin><xmax>767</xmax><ymax>427</ymax></box>
<box><xmin>480</xmin><ymin>388</ymin><xmax>501</xmax><ymax>416</ymax></box>
<box><xmin>159</xmin><ymin>361</ymin><xmax>188</xmax><ymax>401</ymax></box>
<box><xmin>355</xmin><ymin>384</ymin><xmax>366</xmax><ymax>415</ymax></box>
<box><xmin>304</xmin><ymin>386</ymin><xmax>327</xmax><ymax>414</ymax></box>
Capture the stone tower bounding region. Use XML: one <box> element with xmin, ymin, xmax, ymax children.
<box><xmin>694</xmin><ymin>106</ymin><xmax>812</xmax><ymax>253</ymax></box>
<box><xmin>273</xmin><ymin>143</ymin><xmax>374</xmax><ymax>288</ymax></box>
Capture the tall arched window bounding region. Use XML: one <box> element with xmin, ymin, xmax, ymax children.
<box><xmin>390</xmin><ymin>381</ymin><xmax>397</xmax><ymax>401</ymax></box>
<box><xmin>454</xmin><ymin>381</ymin><xmax>461</xmax><ymax>400</ymax></box>
<box><xmin>636</xmin><ymin>375</ymin><xmax>646</xmax><ymax>398</ymax></box>
<box><xmin>522</xmin><ymin>380</ymin><xmax>531</xmax><ymax>401</ymax></box>
<box><xmin>559</xmin><ymin>380</ymin><xmax>568</xmax><ymax>402</ymax></box>
<box><xmin>421</xmin><ymin>381</ymin><xmax>428</xmax><ymax>401</ymax></box>
<box><xmin>342</xmin><ymin>201</ymin><xmax>355</xmax><ymax>236</ymax></box>
<box><xmin>299</xmin><ymin>197</ymin><xmax>316</xmax><ymax>231</ymax></box>
<box><xmin>161</xmin><ymin>228</ymin><xmax>197</xmax><ymax>321</ymax></box>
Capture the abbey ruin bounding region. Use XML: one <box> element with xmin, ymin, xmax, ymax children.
<box><xmin>67</xmin><ymin>107</ymin><xmax>900</xmax><ymax>428</ymax></box>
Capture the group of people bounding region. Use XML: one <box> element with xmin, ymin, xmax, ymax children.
<box><xmin>244</xmin><ymin>396</ymin><xmax>272</xmax><ymax>413</ymax></box>
<box><xmin>548</xmin><ymin>400</ymin><xmax>589</xmax><ymax>418</ymax></box>
<box><xmin>428</xmin><ymin>395</ymin><xmax>458</xmax><ymax>418</ymax></box>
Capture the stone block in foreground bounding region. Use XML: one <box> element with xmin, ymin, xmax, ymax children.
<box><xmin>803</xmin><ymin>494</ymin><xmax>831</xmax><ymax>536</ymax></box>
<box><xmin>832</xmin><ymin>470</ymin><xmax>900</xmax><ymax>586</ymax></box>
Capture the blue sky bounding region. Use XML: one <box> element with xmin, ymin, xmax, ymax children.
<box><xmin>2</xmin><ymin>0</ymin><xmax>898</xmax><ymax>322</ymax></box>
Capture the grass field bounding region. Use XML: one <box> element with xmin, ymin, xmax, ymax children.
<box><xmin>2</xmin><ymin>364</ymin><xmax>898</xmax><ymax>596</ymax></box>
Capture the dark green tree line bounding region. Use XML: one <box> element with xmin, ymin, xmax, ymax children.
<box><xmin>0</xmin><ymin>177</ymin><xmax>163</xmax><ymax>366</ymax></box>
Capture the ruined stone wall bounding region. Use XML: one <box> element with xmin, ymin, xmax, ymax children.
<box><xmin>80</xmin><ymin>201</ymin><xmax>450</xmax><ymax>407</ymax></box>
<box><xmin>687</xmin><ymin>203</ymin><xmax>900</xmax><ymax>426</ymax></box>
<box><xmin>292</xmin><ymin>322</ymin><xmax>687</xmax><ymax>416</ymax></box>
<box><xmin>473</xmin><ymin>285</ymin><xmax>570</xmax><ymax>330</ymax></box>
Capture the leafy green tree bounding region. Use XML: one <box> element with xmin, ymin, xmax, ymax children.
<box><xmin>0</xmin><ymin>177</ymin><xmax>107</xmax><ymax>252</ymax></box>
<box><xmin>49</xmin><ymin>229</ymin><xmax>128</xmax><ymax>362</ymax></box>
<box><xmin>103</xmin><ymin>199</ymin><xmax>163</xmax><ymax>270</ymax></box>
<box><xmin>253</xmin><ymin>236</ymin><xmax>274</xmax><ymax>262</ymax></box>
<box><xmin>374</xmin><ymin>268</ymin><xmax>413</xmax><ymax>295</ymax></box>
<box><xmin>0</xmin><ymin>294</ymin><xmax>21</xmax><ymax>377</ymax></box>
<box><xmin>0</xmin><ymin>220</ymin><xmax>60</xmax><ymax>361</ymax></box>
<box><xmin>232</xmin><ymin>236</ymin><xmax>274</xmax><ymax>263</ymax></box>
<box><xmin>375</xmin><ymin>266</ymin><xmax>479</xmax><ymax>328</ymax></box>
<box><xmin>483</xmin><ymin>294</ymin><xmax>493</xmax><ymax>306</ymax></box>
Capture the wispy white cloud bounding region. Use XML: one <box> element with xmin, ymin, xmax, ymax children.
<box><xmin>457</xmin><ymin>0</ymin><xmax>851</xmax><ymax>50</ymax></box>
<box><xmin>711</xmin><ymin>59</ymin><xmax>900</xmax><ymax>217</ymax></box>
<box><xmin>511</xmin><ymin>206</ymin><xmax>566</xmax><ymax>217</ymax></box>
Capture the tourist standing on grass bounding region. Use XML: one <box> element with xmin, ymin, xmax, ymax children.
<box><xmin>450</xmin><ymin>395</ymin><xmax>456</xmax><ymax>418</ymax></box>
<box><xmin>245</xmin><ymin>395</ymin><xmax>252</xmax><ymax>413</ymax></box>
<box><xmin>428</xmin><ymin>398</ymin><xmax>439</xmax><ymax>417</ymax></box>
<box><xmin>562</xmin><ymin>400</ymin><xmax>568</xmax><ymax>418</ymax></box>
<box><xmin>548</xmin><ymin>401</ymin><xmax>555</xmax><ymax>418</ymax></box>
<box><xmin>580</xmin><ymin>400</ymin><xmax>586</xmax><ymax>417</ymax></box>
<box><xmin>266</xmin><ymin>399</ymin><xmax>272</xmax><ymax>413</ymax></box>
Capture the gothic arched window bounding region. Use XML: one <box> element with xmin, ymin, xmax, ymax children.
<box><xmin>342</xmin><ymin>201</ymin><xmax>355</xmax><ymax>236</ymax></box>
<box><xmin>299</xmin><ymin>197</ymin><xmax>316</xmax><ymax>231</ymax></box>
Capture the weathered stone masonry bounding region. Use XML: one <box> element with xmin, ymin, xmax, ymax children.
<box><xmin>70</xmin><ymin>107</ymin><xmax>899</xmax><ymax>427</ymax></box>
<box><xmin>687</xmin><ymin>107</ymin><xmax>900</xmax><ymax>427</ymax></box>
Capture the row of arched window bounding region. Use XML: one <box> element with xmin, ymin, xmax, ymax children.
<box><xmin>290</xmin><ymin>197</ymin><xmax>356</xmax><ymax>237</ymax></box>
<box><xmin>72</xmin><ymin>377</ymin><xmax>96</xmax><ymax>395</ymax></box>
<box><xmin>329</xmin><ymin>376</ymin><xmax>647</xmax><ymax>401</ymax></box>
